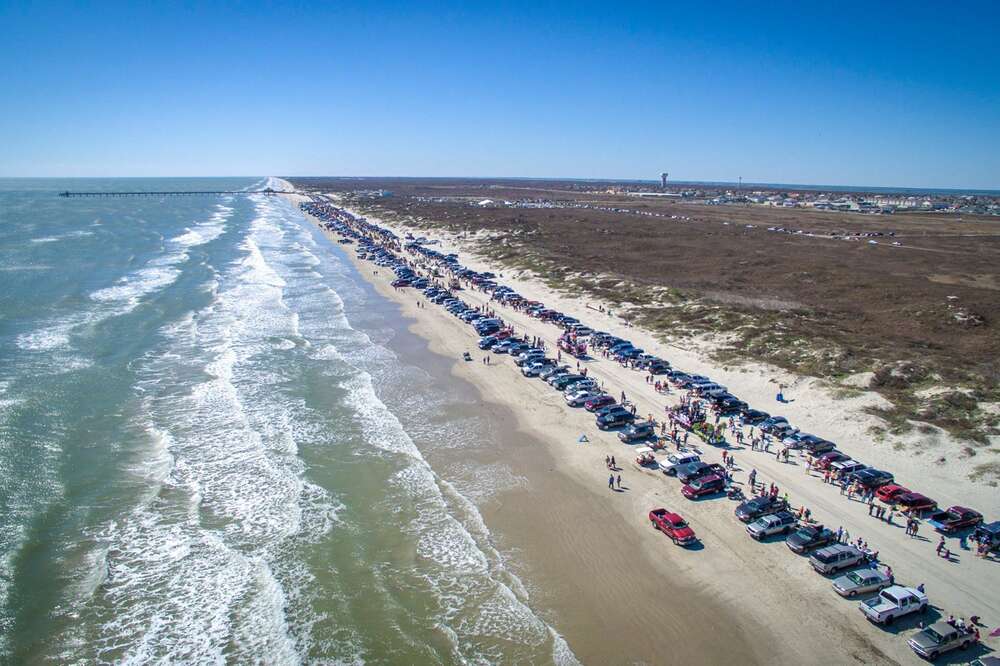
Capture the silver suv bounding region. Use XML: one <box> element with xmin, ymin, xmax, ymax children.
<box><xmin>810</xmin><ymin>544</ymin><xmax>867</xmax><ymax>574</ymax></box>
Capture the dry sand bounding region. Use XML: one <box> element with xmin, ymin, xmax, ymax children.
<box><xmin>287</xmin><ymin>190</ymin><xmax>999</xmax><ymax>665</ymax></box>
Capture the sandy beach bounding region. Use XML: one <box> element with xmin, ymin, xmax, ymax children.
<box><xmin>288</xmin><ymin>190</ymin><xmax>999</xmax><ymax>665</ymax></box>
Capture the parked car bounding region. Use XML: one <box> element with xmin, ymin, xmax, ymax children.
<box><xmin>859</xmin><ymin>585</ymin><xmax>928</xmax><ymax>625</ymax></box>
<box><xmin>875</xmin><ymin>483</ymin><xmax>909</xmax><ymax>503</ymax></box>
<box><xmin>814</xmin><ymin>451</ymin><xmax>850</xmax><ymax>470</ymax></box>
<box><xmin>894</xmin><ymin>492</ymin><xmax>937</xmax><ymax>515</ymax></box>
<box><xmin>848</xmin><ymin>468</ymin><xmax>894</xmax><ymax>490</ymax></box>
<box><xmin>926</xmin><ymin>506</ymin><xmax>983</xmax><ymax>533</ymax></box>
<box><xmin>786</xmin><ymin>525</ymin><xmax>838</xmax><ymax>554</ymax></box>
<box><xmin>659</xmin><ymin>453</ymin><xmax>701</xmax><ymax>476</ymax></box>
<box><xmin>539</xmin><ymin>365</ymin><xmax>570</xmax><ymax>380</ymax></box>
<box><xmin>566</xmin><ymin>389</ymin><xmax>603</xmax><ymax>407</ymax></box>
<box><xmin>649</xmin><ymin>509</ymin><xmax>697</xmax><ymax>546</ymax></box>
<box><xmin>800</xmin><ymin>438</ymin><xmax>836</xmax><ymax>455</ymax></box>
<box><xmin>746</xmin><ymin>511</ymin><xmax>798</xmax><ymax>540</ymax></box>
<box><xmin>741</xmin><ymin>409</ymin><xmax>770</xmax><ymax>425</ymax></box>
<box><xmin>618</xmin><ymin>421</ymin><xmax>656</xmax><ymax>442</ymax></box>
<box><xmin>810</xmin><ymin>544</ymin><xmax>868</xmax><ymax>575</ymax></box>
<box><xmin>973</xmin><ymin>521</ymin><xmax>1000</xmax><ymax>553</ymax></box>
<box><xmin>584</xmin><ymin>394</ymin><xmax>616</xmax><ymax>411</ymax></box>
<box><xmin>830</xmin><ymin>460</ymin><xmax>867</xmax><ymax>476</ymax></box>
<box><xmin>522</xmin><ymin>359</ymin><xmax>555</xmax><ymax>377</ymax></box>
<box><xmin>563</xmin><ymin>378</ymin><xmax>598</xmax><ymax>394</ymax></box>
<box><xmin>760</xmin><ymin>416</ymin><xmax>790</xmax><ymax>433</ymax></box>
<box><xmin>551</xmin><ymin>374</ymin><xmax>587</xmax><ymax>391</ymax></box>
<box><xmin>735</xmin><ymin>496</ymin><xmax>789</xmax><ymax>523</ymax></box>
<box><xmin>908</xmin><ymin>621</ymin><xmax>979</xmax><ymax>660</ymax></box>
<box><xmin>597</xmin><ymin>408</ymin><xmax>636</xmax><ymax>430</ymax></box>
<box><xmin>478</xmin><ymin>336</ymin><xmax>497</xmax><ymax>350</ymax></box>
<box><xmin>681</xmin><ymin>474</ymin><xmax>726</xmax><ymax>500</ymax></box>
<box><xmin>513</xmin><ymin>350</ymin><xmax>545</xmax><ymax>366</ymax></box>
<box><xmin>676</xmin><ymin>462</ymin><xmax>726</xmax><ymax>484</ymax></box>
<box><xmin>831</xmin><ymin>568</ymin><xmax>892</xmax><ymax>598</ymax></box>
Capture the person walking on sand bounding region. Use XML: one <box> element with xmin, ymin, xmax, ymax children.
<box><xmin>617</xmin><ymin>474</ymin><xmax>622</xmax><ymax>489</ymax></box>
<box><xmin>605</xmin><ymin>455</ymin><xmax>611</xmax><ymax>468</ymax></box>
<box><xmin>610</xmin><ymin>456</ymin><xmax>616</xmax><ymax>469</ymax></box>
<box><xmin>609</xmin><ymin>474</ymin><xmax>615</xmax><ymax>489</ymax></box>
<box><xmin>936</xmin><ymin>536</ymin><xmax>945</xmax><ymax>556</ymax></box>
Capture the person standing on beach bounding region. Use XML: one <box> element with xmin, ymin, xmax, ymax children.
<box><xmin>617</xmin><ymin>474</ymin><xmax>622</xmax><ymax>489</ymax></box>
<box><xmin>608</xmin><ymin>474</ymin><xmax>615</xmax><ymax>489</ymax></box>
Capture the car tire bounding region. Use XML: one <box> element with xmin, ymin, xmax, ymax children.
<box><xmin>651</xmin><ymin>521</ymin><xmax>657</xmax><ymax>530</ymax></box>
<box><xmin>848</xmin><ymin>590</ymin><xmax>857</xmax><ymax>598</ymax></box>
<box><xmin>920</xmin><ymin>604</ymin><xmax>927</xmax><ymax>613</ymax></box>
<box><xmin>928</xmin><ymin>651</ymin><xmax>938</xmax><ymax>660</ymax></box>
<box><xmin>884</xmin><ymin>615</ymin><xmax>894</xmax><ymax>626</ymax></box>
<box><xmin>961</xmin><ymin>641</ymin><xmax>970</xmax><ymax>650</ymax></box>
<box><xmin>671</xmin><ymin>537</ymin><xmax>678</xmax><ymax>545</ymax></box>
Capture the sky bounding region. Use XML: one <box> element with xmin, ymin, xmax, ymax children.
<box><xmin>1</xmin><ymin>1</ymin><xmax>998</xmax><ymax>189</ymax></box>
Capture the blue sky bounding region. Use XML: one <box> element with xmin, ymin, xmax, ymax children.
<box><xmin>2</xmin><ymin>1</ymin><xmax>998</xmax><ymax>188</ymax></box>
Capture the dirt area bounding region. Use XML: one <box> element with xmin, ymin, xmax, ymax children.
<box><xmin>289</xmin><ymin>177</ymin><xmax>1000</xmax><ymax>456</ymax></box>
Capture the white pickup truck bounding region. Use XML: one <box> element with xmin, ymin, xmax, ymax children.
<box><xmin>658</xmin><ymin>453</ymin><xmax>700</xmax><ymax>476</ymax></box>
<box><xmin>858</xmin><ymin>585</ymin><xmax>928</xmax><ymax>625</ymax></box>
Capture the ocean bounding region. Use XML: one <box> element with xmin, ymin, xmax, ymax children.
<box><xmin>0</xmin><ymin>178</ymin><xmax>574</xmax><ymax>663</ymax></box>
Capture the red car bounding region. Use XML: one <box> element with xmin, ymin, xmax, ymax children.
<box><xmin>927</xmin><ymin>506</ymin><xmax>982</xmax><ymax>533</ymax></box>
<box><xmin>649</xmin><ymin>509</ymin><xmax>697</xmax><ymax>545</ymax></box>
<box><xmin>814</xmin><ymin>451</ymin><xmax>850</xmax><ymax>470</ymax></box>
<box><xmin>681</xmin><ymin>474</ymin><xmax>726</xmax><ymax>500</ymax></box>
<box><xmin>876</xmin><ymin>484</ymin><xmax>909</xmax><ymax>503</ymax></box>
<box><xmin>894</xmin><ymin>492</ymin><xmax>937</xmax><ymax>515</ymax></box>
<box><xmin>585</xmin><ymin>395</ymin><xmax>616</xmax><ymax>412</ymax></box>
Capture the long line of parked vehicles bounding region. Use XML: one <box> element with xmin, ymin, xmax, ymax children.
<box><xmin>302</xmin><ymin>198</ymin><xmax>997</xmax><ymax>662</ymax></box>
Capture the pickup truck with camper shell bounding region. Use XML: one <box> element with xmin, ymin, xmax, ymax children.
<box><xmin>810</xmin><ymin>544</ymin><xmax>868</xmax><ymax>575</ymax></box>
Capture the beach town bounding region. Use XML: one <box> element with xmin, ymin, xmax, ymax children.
<box><xmin>293</xmin><ymin>191</ymin><xmax>999</xmax><ymax>665</ymax></box>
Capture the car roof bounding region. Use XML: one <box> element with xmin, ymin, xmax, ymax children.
<box><xmin>926</xmin><ymin>621</ymin><xmax>953</xmax><ymax>633</ymax></box>
<box><xmin>816</xmin><ymin>544</ymin><xmax>856</xmax><ymax>556</ymax></box>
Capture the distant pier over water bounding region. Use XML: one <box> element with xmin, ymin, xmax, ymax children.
<box><xmin>59</xmin><ymin>187</ymin><xmax>289</xmax><ymax>197</ymax></box>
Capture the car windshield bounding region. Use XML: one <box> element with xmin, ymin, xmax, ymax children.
<box><xmin>846</xmin><ymin>572</ymin><xmax>866</xmax><ymax>585</ymax></box>
<box><xmin>794</xmin><ymin>529</ymin><xmax>813</xmax><ymax>539</ymax></box>
<box><xmin>672</xmin><ymin>520</ymin><xmax>688</xmax><ymax>528</ymax></box>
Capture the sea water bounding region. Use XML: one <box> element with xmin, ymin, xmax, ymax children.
<box><xmin>0</xmin><ymin>178</ymin><xmax>575</xmax><ymax>663</ymax></box>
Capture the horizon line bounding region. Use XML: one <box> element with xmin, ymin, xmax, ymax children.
<box><xmin>2</xmin><ymin>174</ymin><xmax>998</xmax><ymax>196</ymax></box>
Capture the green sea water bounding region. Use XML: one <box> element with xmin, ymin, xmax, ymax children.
<box><xmin>0</xmin><ymin>178</ymin><xmax>575</xmax><ymax>664</ymax></box>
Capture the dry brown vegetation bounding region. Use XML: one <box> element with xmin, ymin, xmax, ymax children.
<box><xmin>290</xmin><ymin>177</ymin><xmax>1000</xmax><ymax>446</ymax></box>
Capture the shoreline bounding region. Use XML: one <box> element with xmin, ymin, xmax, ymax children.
<box><xmin>287</xmin><ymin>190</ymin><xmax>998</xmax><ymax>664</ymax></box>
